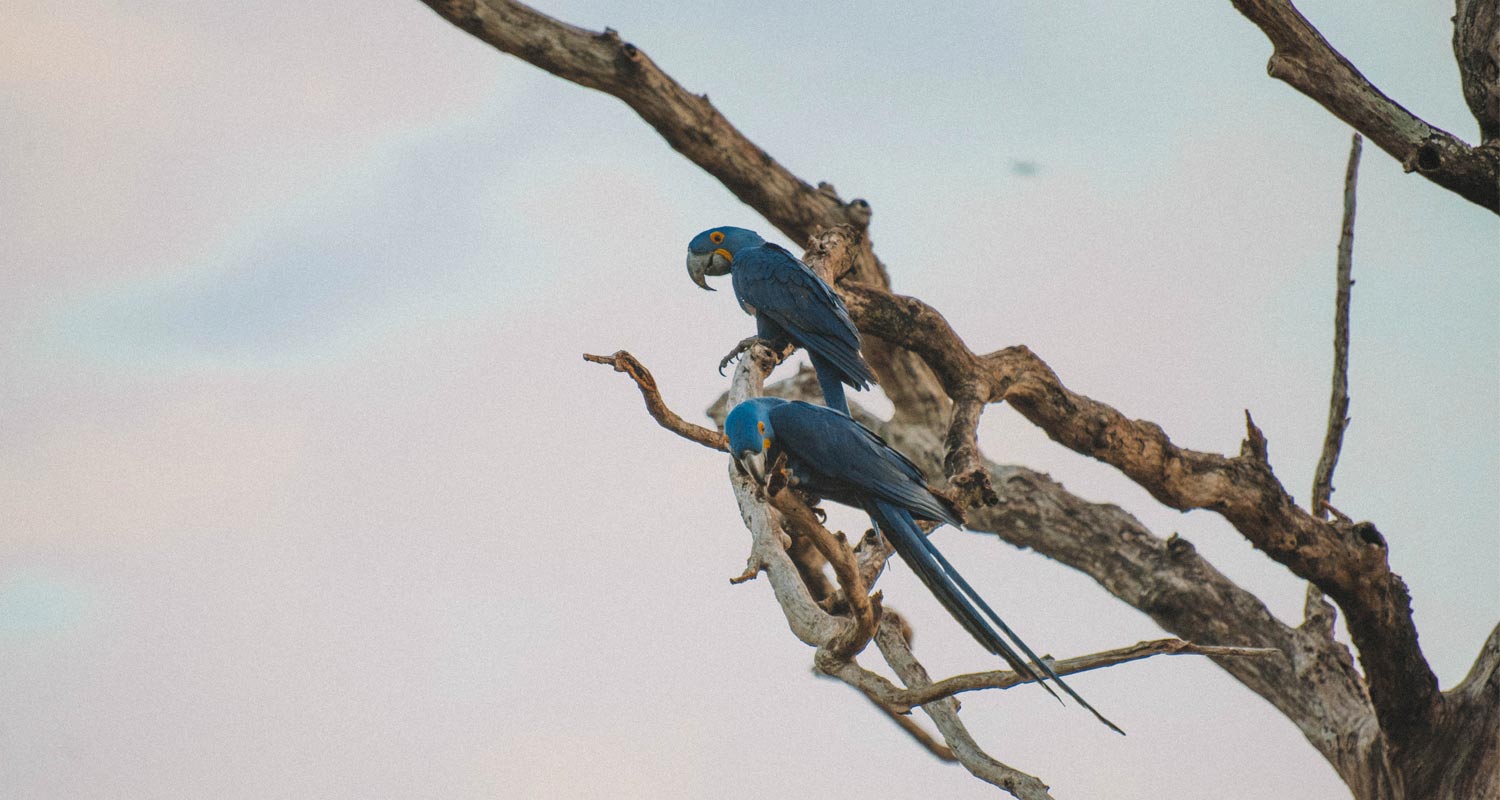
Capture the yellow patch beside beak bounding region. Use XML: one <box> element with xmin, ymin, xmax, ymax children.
<box><xmin>714</xmin><ymin>247</ymin><xmax>734</xmax><ymax>263</ymax></box>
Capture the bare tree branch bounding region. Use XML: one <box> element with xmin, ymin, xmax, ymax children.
<box><xmin>583</xmin><ymin>351</ymin><xmax>727</xmax><ymax>451</ymax></box>
<box><xmin>415</xmin><ymin>0</ymin><xmax>956</xmax><ymax>425</ymax></box>
<box><xmin>1454</xmin><ymin>0</ymin><xmax>1500</xmax><ymax>142</ymax></box>
<box><xmin>710</xmin><ymin>293</ymin><xmax>1390</xmax><ymax>794</ymax></box>
<box><xmin>1414</xmin><ymin>623</ymin><xmax>1500</xmax><ymax>798</ymax></box>
<box><xmin>873</xmin><ymin>616</ymin><xmax>1055</xmax><ymax>799</ymax></box>
<box><xmin>825</xmin><ymin>638</ymin><xmax>1279</xmax><ymax>713</ymax></box>
<box><xmin>839</xmin><ymin>280</ymin><xmax>1439</xmax><ymax>752</ymax></box>
<box><xmin>944</xmin><ymin>396</ymin><xmax>999</xmax><ymax>509</ymax></box>
<box><xmin>416</xmin><ymin>0</ymin><xmax>874</xmax><ymax>248</ymax></box>
<box><xmin>860</xmin><ymin>694</ymin><xmax>959</xmax><ymax>763</ymax></box>
<box><xmin>854</xmin><ymin>400</ymin><xmax>1397</xmax><ymax>799</ymax></box>
<box><xmin>1231</xmin><ymin>0</ymin><xmax>1500</xmax><ymax>212</ymax></box>
<box><xmin>1312</xmin><ymin>133</ymin><xmax>1362</xmax><ymax>519</ymax></box>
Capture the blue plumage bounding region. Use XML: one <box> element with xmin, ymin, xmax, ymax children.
<box><xmin>687</xmin><ymin>227</ymin><xmax>875</xmax><ymax>414</ymax></box>
<box><xmin>725</xmin><ymin>397</ymin><xmax>1123</xmax><ymax>734</ymax></box>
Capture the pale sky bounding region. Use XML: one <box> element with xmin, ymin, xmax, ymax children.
<box><xmin>2</xmin><ymin>1</ymin><xmax>1496</xmax><ymax>798</ymax></box>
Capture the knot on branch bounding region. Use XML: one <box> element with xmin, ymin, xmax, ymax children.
<box><xmin>1165</xmin><ymin>533</ymin><xmax>1196</xmax><ymax>560</ymax></box>
<box><xmin>803</xmin><ymin>224</ymin><xmax>863</xmax><ymax>285</ymax></box>
<box><xmin>1350</xmin><ymin>520</ymin><xmax>1386</xmax><ymax>548</ymax></box>
<box><xmin>946</xmin><ymin>468</ymin><xmax>999</xmax><ymax>509</ymax></box>
<box><xmin>1403</xmin><ymin>138</ymin><xmax>1444</xmax><ymax>173</ymax></box>
<box><xmin>846</xmin><ymin>198</ymin><xmax>873</xmax><ymax>227</ymax></box>
<box><xmin>596</xmin><ymin>27</ymin><xmax>641</xmax><ymax>63</ymax></box>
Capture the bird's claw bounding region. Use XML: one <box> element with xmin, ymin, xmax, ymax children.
<box><xmin>718</xmin><ymin>336</ymin><xmax>769</xmax><ymax>376</ymax></box>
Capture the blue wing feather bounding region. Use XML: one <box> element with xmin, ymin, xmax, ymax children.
<box><xmin>769</xmin><ymin>400</ymin><xmax>1124</xmax><ymax>734</ymax></box>
<box><xmin>732</xmin><ymin>245</ymin><xmax>876</xmax><ymax>393</ymax></box>
<box><xmin>770</xmin><ymin>402</ymin><xmax>959</xmax><ymax>526</ymax></box>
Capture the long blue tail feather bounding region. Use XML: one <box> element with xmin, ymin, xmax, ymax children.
<box><xmin>809</xmin><ymin>351</ymin><xmax>852</xmax><ymax>415</ymax></box>
<box><xmin>922</xmin><ymin>536</ymin><xmax>1126</xmax><ymax>735</ymax></box>
<box><xmin>869</xmin><ymin>500</ymin><xmax>1124</xmax><ymax>734</ymax></box>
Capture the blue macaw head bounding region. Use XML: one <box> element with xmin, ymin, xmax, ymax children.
<box><xmin>685</xmin><ymin>226</ymin><xmax>766</xmax><ymax>290</ymax></box>
<box><xmin>724</xmin><ymin>396</ymin><xmax>788</xmax><ymax>483</ymax></box>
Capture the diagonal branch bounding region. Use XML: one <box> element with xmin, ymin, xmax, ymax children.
<box><xmin>868</xmin><ymin>701</ymin><xmax>959</xmax><ymax>762</ymax></box>
<box><xmin>873</xmin><ymin>616</ymin><xmax>1054</xmax><ymax>799</ymax></box>
<box><xmin>854</xmin><ymin>400</ymin><xmax>1393</xmax><ymax>798</ymax></box>
<box><xmin>823</xmin><ymin>638</ymin><xmax>1279</xmax><ymax>713</ymax></box>
<box><xmin>1311</xmin><ymin>133</ymin><xmax>1362</xmax><ymax>518</ymax></box>
<box><xmin>417</xmin><ymin>0</ymin><xmax>957</xmax><ymax>423</ymax></box>
<box><xmin>1230</xmin><ymin>0</ymin><xmax>1499</xmax><ymax>212</ymax></box>
<box><xmin>416</xmin><ymin>0</ymin><xmax>872</xmax><ymax>247</ymax></box>
<box><xmin>583</xmin><ymin>350</ymin><xmax>727</xmax><ymax>451</ymax></box>
<box><xmin>843</xmin><ymin>279</ymin><xmax>1438</xmax><ymax>756</ymax></box>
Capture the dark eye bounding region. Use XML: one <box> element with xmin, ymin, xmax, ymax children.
<box><xmin>710</xmin><ymin>231</ymin><xmax>725</xmax><ymax>244</ymax></box>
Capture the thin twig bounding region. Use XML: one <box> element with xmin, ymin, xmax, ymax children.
<box><xmin>856</xmin><ymin>690</ymin><xmax>958</xmax><ymax>762</ymax></box>
<box><xmin>824</xmin><ymin>637</ymin><xmax>1280</xmax><ymax>713</ymax></box>
<box><xmin>872</xmin><ymin>617</ymin><xmax>1055</xmax><ymax>798</ymax></box>
<box><xmin>583</xmin><ymin>350</ymin><xmax>727</xmax><ymax>452</ymax></box>
<box><xmin>1312</xmin><ymin>132</ymin><xmax>1362</xmax><ymax>519</ymax></box>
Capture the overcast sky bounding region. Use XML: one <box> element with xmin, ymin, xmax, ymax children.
<box><xmin>2</xmin><ymin>1</ymin><xmax>1495</xmax><ymax>798</ymax></box>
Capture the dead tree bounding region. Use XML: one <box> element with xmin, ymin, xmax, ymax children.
<box><xmin>418</xmin><ymin>2</ymin><xmax>1500</xmax><ymax>798</ymax></box>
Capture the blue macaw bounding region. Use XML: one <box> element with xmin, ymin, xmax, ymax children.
<box><xmin>686</xmin><ymin>226</ymin><xmax>875</xmax><ymax>415</ymax></box>
<box><xmin>725</xmin><ymin>396</ymin><xmax>1123</xmax><ymax>734</ymax></box>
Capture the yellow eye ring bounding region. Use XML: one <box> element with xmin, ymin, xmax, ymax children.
<box><xmin>757</xmin><ymin>421</ymin><xmax>765</xmax><ymax>433</ymax></box>
<box><xmin>710</xmin><ymin>230</ymin><xmax>725</xmax><ymax>244</ymax></box>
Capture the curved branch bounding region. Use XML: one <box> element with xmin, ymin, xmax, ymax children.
<box><xmin>584</xmin><ymin>351</ymin><xmax>728</xmax><ymax>451</ymax></box>
<box><xmin>417</xmin><ymin>0</ymin><xmax>871</xmax><ymax>244</ymax></box>
<box><xmin>1230</xmin><ymin>0</ymin><xmax>1500</xmax><ymax>212</ymax></box>
<box><xmin>764</xmin><ymin>472</ymin><xmax>879</xmax><ymax>660</ymax></box>
<box><xmin>843</xmin><ymin>279</ymin><xmax>1437</xmax><ymax>757</ymax></box>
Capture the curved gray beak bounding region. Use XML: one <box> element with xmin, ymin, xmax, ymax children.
<box><xmin>686</xmin><ymin>250</ymin><xmax>732</xmax><ymax>291</ymax></box>
<box><xmin>733</xmin><ymin>450</ymin><xmax>768</xmax><ymax>485</ymax></box>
